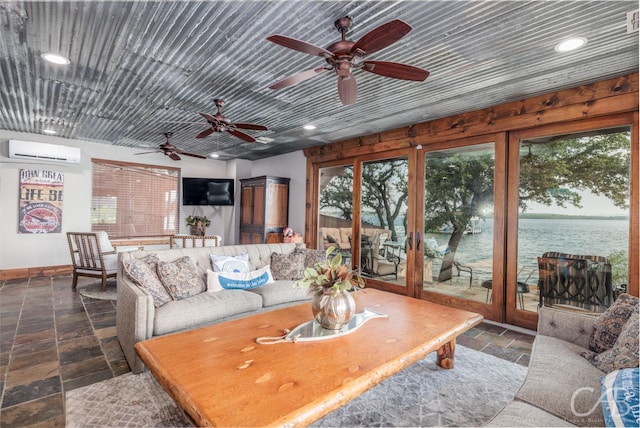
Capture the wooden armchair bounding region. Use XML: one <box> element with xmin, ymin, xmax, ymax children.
<box><xmin>537</xmin><ymin>252</ymin><xmax>613</xmax><ymax>313</ymax></box>
<box><xmin>170</xmin><ymin>234</ymin><xmax>222</xmax><ymax>249</ymax></box>
<box><xmin>66</xmin><ymin>232</ymin><xmax>118</xmax><ymax>291</ymax></box>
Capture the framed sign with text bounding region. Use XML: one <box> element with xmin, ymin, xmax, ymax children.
<box><xmin>18</xmin><ymin>169</ymin><xmax>64</xmax><ymax>234</ymax></box>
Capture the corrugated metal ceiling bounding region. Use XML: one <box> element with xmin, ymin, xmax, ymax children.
<box><xmin>1</xmin><ymin>1</ymin><xmax>638</xmax><ymax>160</ymax></box>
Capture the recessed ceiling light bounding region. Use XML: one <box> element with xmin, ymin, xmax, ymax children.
<box><xmin>41</xmin><ymin>52</ymin><xmax>70</xmax><ymax>65</ymax></box>
<box><xmin>43</xmin><ymin>129</ymin><xmax>57</xmax><ymax>135</ymax></box>
<box><xmin>303</xmin><ymin>124</ymin><xmax>316</xmax><ymax>130</ymax></box>
<box><xmin>554</xmin><ymin>37</ymin><xmax>587</xmax><ymax>52</ymax></box>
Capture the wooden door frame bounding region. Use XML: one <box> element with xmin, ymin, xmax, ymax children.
<box><xmin>506</xmin><ymin>113</ymin><xmax>638</xmax><ymax>329</ymax></box>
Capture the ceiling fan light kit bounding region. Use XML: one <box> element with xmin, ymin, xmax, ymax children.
<box><xmin>266</xmin><ymin>16</ymin><xmax>429</xmax><ymax>106</ymax></box>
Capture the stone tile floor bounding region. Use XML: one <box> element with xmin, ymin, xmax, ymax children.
<box><xmin>0</xmin><ymin>275</ymin><xmax>535</xmax><ymax>427</ymax></box>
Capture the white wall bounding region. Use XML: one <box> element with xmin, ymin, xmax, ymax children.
<box><xmin>0</xmin><ymin>131</ymin><xmax>306</xmax><ymax>271</ymax></box>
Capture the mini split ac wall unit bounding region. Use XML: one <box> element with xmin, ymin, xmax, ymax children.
<box><xmin>9</xmin><ymin>140</ymin><xmax>81</xmax><ymax>164</ymax></box>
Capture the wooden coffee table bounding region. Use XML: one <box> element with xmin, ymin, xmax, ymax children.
<box><xmin>135</xmin><ymin>288</ymin><xmax>482</xmax><ymax>427</ymax></box>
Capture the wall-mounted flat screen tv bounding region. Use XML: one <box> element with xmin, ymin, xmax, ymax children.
<box><xmin>182</xmin><ymin>178</ymin><xmax>234</xmax><ymax>206</ymax></box>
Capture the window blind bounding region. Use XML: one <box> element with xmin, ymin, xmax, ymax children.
<box><xmin>91</xmin><ymin>158</ymin><xmax>180</xmax><ymax>238</ymax></box>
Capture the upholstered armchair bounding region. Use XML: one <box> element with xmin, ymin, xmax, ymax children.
<box><xmin>66</xmin><ymin>231</ymin><xmax>118</xmax><ymax>291</ymax></box>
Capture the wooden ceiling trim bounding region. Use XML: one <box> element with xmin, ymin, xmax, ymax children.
<box><xmin>305</xmin><ymin>73</ymin><xmax>638</xmax><ymax>162</ymax></box>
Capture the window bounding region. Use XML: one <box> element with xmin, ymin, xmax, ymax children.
<box><xmin>91</xmin><ymin>159</ymin><xmax>180</xmax><ymax>238</ymax></box>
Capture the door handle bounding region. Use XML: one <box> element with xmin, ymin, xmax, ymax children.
<box><xmin>407</xmin><ymin>232</ymin><xmax>413</xmax><ymax>250</ymax></box>
<box><xmin>416</xmin><ymin>231</ymin><xmax>421</xmax><ymax>251</ymax></box>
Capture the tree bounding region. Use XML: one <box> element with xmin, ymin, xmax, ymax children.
<box><xmin>361</xmin><ymin>160</ymin><xmax>407</xmax><ymax>241</ymax></box>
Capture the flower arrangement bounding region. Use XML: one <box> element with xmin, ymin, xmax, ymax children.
<box><xmin>185</xmin><ymin>215</ymin><xmax>210</xmax><ymax>228</ymax></box>
<box><xmin>185</xmin><ymin>215</ymin><xmax>210</xmax><ymax>235</ymax></box>
<box><xmin>294</xmin><ymin>246</ymin><xmax>365</xmax><ymax>295</ymax></box>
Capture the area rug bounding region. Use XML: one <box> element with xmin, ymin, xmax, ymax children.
<box><xmin>65</xmin><ymin>345</ymin><xmax>526</xmax><ymax>427</ymax></box>
<box><xmin>78</xmin><ymin>280</ymin><xmax>117</xmax><ymax>301</ymax></box>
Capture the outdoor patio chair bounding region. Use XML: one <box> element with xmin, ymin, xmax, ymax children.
<box><xmin>170</xmin><ymin>234</ymin><xmax>222</xmax><ymax>248</ymax></box>
<box><xmin>537</xmin><ymin>252</ymin><xmax>613</xmax><ymax>313</ymax></box>
<box><xmin>66</xmin><ymin>231</ymin><xmax>118</xmax><ymax>291</ymax></box>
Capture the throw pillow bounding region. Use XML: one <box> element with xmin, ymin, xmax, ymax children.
<box><xmin>122</xmin><ymin>255</ymin><xmax>172</xmax><ymax>307</ymax></box>
<box><xmin>590</xmin><ymin>294</ymin><xmax>639</xmax><ymax>353</ymax></box>
<box><xmin>209</xmin><ymin>253</ymin><xmax>250</xmax><ymax>273</ymax></box>
<box><xmin>206</xmin><ymin>269</ymin><xmax>224</xmax><ymax>292</ymax></box>
<box><xmin>294</xmin><ymin>247</ymin><xmax>326</xmax><ymax>269</ymax></box>
<box><xmin>581</xmin><ymin>309</ymin><xmax>639</xmax><ymax>373</ymax></box>
<box><xmin>326</xmin><ymin>234</ymin><xmax>337</xmax><ymax>244</ymax></box>
<box><xmin>601</xmin><ymin>367</ymin><xmax>639</xmax><ymax>427</ymax></box>
<box><xmin>207</xmin><ymin>265</ymin><xmax>274</xmax><ymax>290</ymax></box>
<box><xmin>157</xmin><ymin>256</ymin><xmax>206</xmax><ymax>300</ymax></box>
<box><xmin>270</xmin><ymin>252</ymin><xmax>305</xmax><ymax>280</ymax></box>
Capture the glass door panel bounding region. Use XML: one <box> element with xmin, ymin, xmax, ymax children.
<box><xmin>423</xmin><ymin>144</ymin><xmax>496</xmax><ymax>305</ymax></box>
<box><xmin>359</xmin><ymin>157</ymin><xmax>409</xmax><ymax>289</ymax></box>
<box><xmin>318</xmin><ymin>164</ymin><xmax>354</xmax><ymax>261</ymax></box>
<box><xmin>515</xmin><ymin>129</ymin><xmax>631</xmax><ymax>314</ymax></box>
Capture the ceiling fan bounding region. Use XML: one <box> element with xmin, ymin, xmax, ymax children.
<box><xmin>266</xmin><ymin>16</ymin><xmax>430</xmax><ymax>106</ymax></box>
<box><xmin>135</xmin><ymin>132</ymin><xmax>207</xmax><ymax>161</ymax></box>
<box><xmin>166</xmin><ymin>99</ymin><xmax>268</xmax><ymax>143</ymax></box>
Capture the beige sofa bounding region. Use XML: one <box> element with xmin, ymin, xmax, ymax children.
<box><xmin>486</xmin><ymin>304</ymin><xmax>638</xmax><ymax>426</ymax></box>
<box><xmin>117</xmin><ymin>243</ymin><xmax>312</xmax><ymax>373</ymax></box>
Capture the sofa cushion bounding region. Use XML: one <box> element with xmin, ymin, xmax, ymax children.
<box><xmin>590</xmin><ymin>293</ymin><xmax>639</xmax><ymax>353</ymax></box>
<box><xmin>247</xmin><ymin>280</ymin><xmax>311</xmax><ymax>307</ymax></box>
<box><xmin>207</xmin><ymin>265</ymin><xmax>274</xmax><ymax>290</ymax></box>
<box><xmin>484</xmin><ymin>401</ymin><xmax>575</xmax><ymax>427</ymax></box>
<box><xmin>122</xmin><ymin>255</ymin><xmax>172</xmax><ymax>307</ymax></box>
<box><xmin>157</xmin><ymin>256</ymin><xmax>206</xmax><ymax>300</ymax></box>
<box><xmin>601</xmin><ymin>367</ymin><xmax>639</xmax><ymax>428</ymax></box>
<box><xmin>153</xmin><ymin>289</ymin><xmax>262</xmax><ymax>336</ymax></box>
<box><xmin>516</xmin><ymin>335</ymin><xmax>605</xmax><ymax>426</ymax></box>
<box><xmin>270</xmin><ymin>252</ymin><xmax>305</xmax><ymax>280</ymax></box>
<box><xmin>582</xmin><ymin>309</ymin><xmax>639</xmax><ymax>373</ymax></box>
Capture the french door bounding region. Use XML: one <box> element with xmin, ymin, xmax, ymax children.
<box><xmin>314</xmin><ymin>115</ymin><xmax>633</xmax><ymax>329</ymax></box>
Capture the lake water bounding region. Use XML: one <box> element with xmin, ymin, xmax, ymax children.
<box><xmin>415</xmin><ymin>217</ymin><xmax>629</xmax><ymax>283</ymax></box>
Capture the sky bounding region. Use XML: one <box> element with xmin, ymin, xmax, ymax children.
<box><xmin>524</xmin><ymin>190</ymin><xmax>628</xmax><ymax>216</ymax></box>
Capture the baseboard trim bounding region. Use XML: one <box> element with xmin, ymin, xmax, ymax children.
<box><xmin>0</xmin><ymin>265</ymin><xmax>72</xmax><ymax>280</ymax></box>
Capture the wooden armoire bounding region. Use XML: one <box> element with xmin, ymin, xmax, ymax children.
<box><xmin>239</xmin><ymin>176</ymin><xmax>290</xmax><ymax>244</ymax></box>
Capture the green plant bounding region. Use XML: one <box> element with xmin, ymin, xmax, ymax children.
<box><xmin>607</xmin><ymin>250</ymin><xmax>628</xmax><ymax>286</ymax></box>
<box><xmin>294</xmin><ymin>246</ymin><xmax>365</xmax><ymax>295</ymax></box>
<box><xmin>185</xmin><ymin>215</ymin><xmax>210</xmax><ymax>227</ymax></box>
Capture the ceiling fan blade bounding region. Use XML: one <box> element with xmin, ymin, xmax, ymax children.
<box><xmin>134</xmin><ymin>150</ymin><xmax>160</xmax><ymax>155</ymax></box>
<box><xmin>199</xmin><ymin>112</ymin><xmax>219</xmax><ymax>123</ymax></box>
<box><xmin>350</xmin><ymin>19</ymin><xmax>412</xmax><ymax>56</ymax></box>
<box><xmin>266</xmin><ymin>34</ymin><xmax>334</xmax><ymax>58</ymax></box>
<box><xmin>228</xmin><ymin>129</ymin><xmax>256</xmax><ymax>142</ymax></box>
<box><xmin>179</xmin><ymin>151</ymin><xmax>208</xmax><ymax>159</ymax></box>
<box><xmin>168</xmin><ymin>152</ymin><xmax>181</xmax><ymax>161</ymax></box>
<box><xmin>196</xmin><ymin>128</ymin><xmax>215</xmax><ymax>139</ymax></box>
<box><xmin>362</xmin><ymin>60</ymin><xmax>429</xmax><ymax>81</ymax></box>
<box><xmin>338</xmin><ymin>72</ymin><xmax>357</xmax><ymax>106</ymax></box>
<box><xmin>232</xmin><ymin>123</ymin><xmax>268</xmax><ymax>131</ymax></box>
<box><xmin>269</xmin><ymin>67</ymin><xmax>327</xmax><ymax>90</ymax></box>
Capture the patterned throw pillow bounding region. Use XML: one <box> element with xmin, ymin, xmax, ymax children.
<box><xmin>582</xmin><ymin>309</ymin><xmax>639</xmax><ymax>373</ymax></box>
<box><xmin>589</xmin><ymin>293</ymin><xmax>639</xmax><ymax>353</ymax></box>
<box><xmin>294</xmin><ymin>247</ymin><xmax>326</xmax><ymax>269</ymax></box>
<box><xmin>207</xmin><ymin>265</ymin><xmax>274</xmax><ymax>290</ymax></box>
<box><xmin>270</xmin><ymin>252</ymin><xmax>305</xmax><ymax>280</ymax></box>
<box><xmin>157</xmin><ymin>256</ymin><xmax>206</xmax><ymax>300</ymax></box>
<box><xmin>122</xmin><ymin>255</ymin><xmax>172</xmax><ymax>307</ymax></box>
<box><xmin>209</xmin><ymin>253</ymin><xmax>250</xmax><ymax>273</ymax></box>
